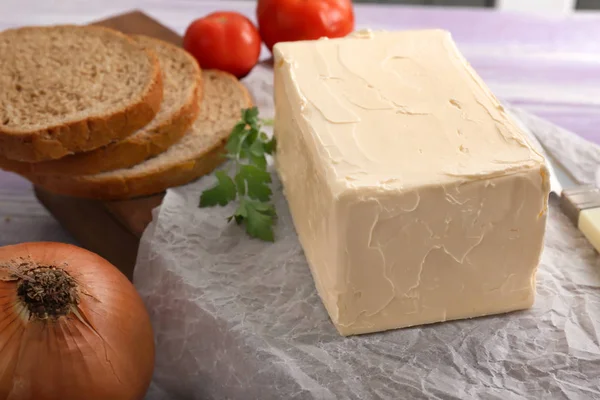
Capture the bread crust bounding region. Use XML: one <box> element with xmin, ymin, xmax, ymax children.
<box><xmin>26</xmin><ymin>141</ymin><xmax>227</xmax><ymax>200</ymax></box>
<box><xmin>0</xmin><ymin>25</ymin><xmax>164</xmax><ymax>162</ymax></box>
<box><xmin>24</xmin><ymin>71</ymin><xmax>253</xmax><ymax>200</ymax></box>
<box><xmin>0</xmin><ymin>36</ymin><xmax>202</xmax><ymax>175</ymax></box>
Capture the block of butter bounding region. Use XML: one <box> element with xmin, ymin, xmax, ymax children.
<box><xmin>273</xmin><ymin>30</ymin><xmax>550</xmax><ymax>336</ymax></box>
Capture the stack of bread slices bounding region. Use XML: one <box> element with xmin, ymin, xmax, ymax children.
<box><xmin>0</xmin><ymin>25</ymin><xmax>252</xmax><ymax>200</ymax></box>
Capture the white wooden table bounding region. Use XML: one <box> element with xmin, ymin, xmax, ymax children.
<box><xmin>1</xmin><ymin>0</ymin><xmax>600</xmax><ymax>247</ymax></box>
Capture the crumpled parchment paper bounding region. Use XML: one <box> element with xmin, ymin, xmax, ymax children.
<box><xmin>138</xmin><ymin>65</ymin><xmax>600</xmax><ymax>400</ymax></box>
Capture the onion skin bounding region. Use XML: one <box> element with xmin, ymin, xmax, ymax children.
<box><xmin>0</xmin><ymin>242</ymin><xmax>155</xmax><ymax>400</ymax></box>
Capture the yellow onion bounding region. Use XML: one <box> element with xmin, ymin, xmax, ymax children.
<box><xmin>0</xmin><ymin>242</ymin><xmax>155</xmax><ymax>400</ymax></box>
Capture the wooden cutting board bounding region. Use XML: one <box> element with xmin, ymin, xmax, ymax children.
<box><xmin>34</xmin><ymin>11</ymin><xmax>188</xmax><ymax>280</ymax></box>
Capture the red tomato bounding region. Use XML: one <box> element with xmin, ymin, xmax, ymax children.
<box><xmin>183</xmin><ymin>12</ymin><xmax>261</xmax><ymax>79</ymax></box>
<box><xmin>257</xmin><ymin>0</ymin><xmax>355</xmax><ymax>52</ymax></box>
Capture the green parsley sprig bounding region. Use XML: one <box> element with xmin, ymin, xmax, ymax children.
<box><xmin>199</xmin><ymin>107</ymin><xmax>277</xmax><ymax>241</ymax></box>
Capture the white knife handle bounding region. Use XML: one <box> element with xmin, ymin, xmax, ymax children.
<box><xmin>561</xmin><ymin>185</ymin><xmax>600</xmax><ymax>253</ymax></box>
<box><xmin>579</xmin><ymin>208</ymin><xmax>600</xmax><ymax>253</ymax></box>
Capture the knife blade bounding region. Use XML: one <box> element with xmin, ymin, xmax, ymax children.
<box><xmin>510</xmin><ymin>109</ymin><xmax>600</xmax><ymax>252</ymax></box>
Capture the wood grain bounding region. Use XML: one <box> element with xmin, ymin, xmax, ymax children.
<box><xmin>35</xmin><ymin>188</ymin><xmax>140</xmax><ymax>279</ymax></box>
<box><xmin>35</xmin><ymin>11</ymin><xmax>184</xmax><ymax>278</ymax></box>
<box><xmin>90</xmin><ymin>10</ymin><xmax>182</xmax><ymax>46</ymax></box>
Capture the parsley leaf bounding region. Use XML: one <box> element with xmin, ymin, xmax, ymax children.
<box><xmin>243</xmin><ymin>199</ymin><xmax>275</xmax><ymax>242</ymax></box>
<box><xmin>224</xmin><ymin>122</ymin><xmax>247</xmax><ymax>155</ymax></box>
<box><xmin>237</xmin><ymin>164</ymin><xmax>272</xmax><ymax>201</ymax></box>
<box><xmin>234</xmin><ymin>173</ymin><xmax>246</xmax><ymax>196</ymax></box>
<box><xmin>199</xmin><ymin>107</ymin><xmax>277</xmax><ymax>241</ymax></box>
<box><xmin>249</xmin><ymin>138</ymin><xmax>267</xmax><ymax>169</ymax></box>
<box><xmin>243</xmin><ymin>107</ymin><xmax>259</xmax><ymax>123</ymax></box>
<box><xmin>199</xmin><ymin>171</ymin><xmax>237</xmax><ymax>207</ymax></box>
<box><xmin>227</xmin><ymin>202</ymin><xmax>248</xmax><ymax>225</ymax></box>
<box><xmin>264</xmin><ymin>137</ymin><xmax>277</xmax><ymax>155</ymax></box>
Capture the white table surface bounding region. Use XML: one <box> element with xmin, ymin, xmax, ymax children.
<box><xmin>1</xmin><ymin>0</ymin><xmax>600</xmax><ymax>248</ymax></box>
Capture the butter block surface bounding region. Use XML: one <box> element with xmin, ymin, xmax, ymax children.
<box><xmin>273</xmin><ymin>30</ymin><xmax>549</xmax><ymax>336</ymax></box>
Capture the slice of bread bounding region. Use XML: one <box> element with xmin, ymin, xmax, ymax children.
<box><xmin>26</xmin><ymin>70</ymin><xmax>252</xmax><ymax>200</ymax></box>
<box><xmin>0</xmin><ymin>35</ymin><xmax>202</xmax><ymax>175</ymax></box>
<box><xmin>0</xmin><ymin>25</ymin><xmax>163</xmax><ymax>162</ymax></box>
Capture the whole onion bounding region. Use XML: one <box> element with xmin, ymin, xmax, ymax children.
<box><xmin>0</xmin><ymin>242</ymin><xmax>155</xmax><ymax>400</ymax></box>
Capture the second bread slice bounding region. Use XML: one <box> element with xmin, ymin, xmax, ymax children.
<box><xmin>0</xmin><ymin>35</ymin><xmax>202</xmax><ymax>176</ymax></box>
<box><xmin>26</xmin><ymin>70</ymin><xmax>252</xmax><ymax>200</ymax></box>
